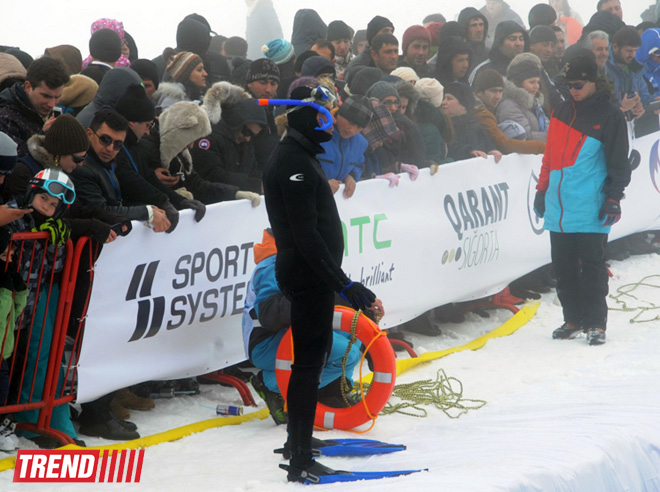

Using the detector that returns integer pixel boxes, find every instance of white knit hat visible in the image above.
[415,78,444,108]
[390,67,420,85]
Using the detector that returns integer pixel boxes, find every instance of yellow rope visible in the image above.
[609,274,660,323]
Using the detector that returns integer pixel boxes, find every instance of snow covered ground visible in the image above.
[2,252,660,491]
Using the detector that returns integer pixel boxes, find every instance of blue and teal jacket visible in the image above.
[537,87,630,234]
[634,28,660,95]
[606,48,653,106]
[318,129,367,182]
[242,230,289,358]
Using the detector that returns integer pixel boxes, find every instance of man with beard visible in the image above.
[458,8,489,66]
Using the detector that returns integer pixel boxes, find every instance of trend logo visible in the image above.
[650,140,660,193]
[527,171,544,235]
[126,261,165,342]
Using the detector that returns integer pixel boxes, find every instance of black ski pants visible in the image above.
[550,232,609,330]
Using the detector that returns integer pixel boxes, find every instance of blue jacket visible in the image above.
[318,130,367,182]
[635,28,660,95]
[606,49,653,106]
[537,89,630,234]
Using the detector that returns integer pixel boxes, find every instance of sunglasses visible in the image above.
[566,82,585,90]
[71,154,87,164]
[241,126,261,138]
[93,130,124,150]
[29,178,76,205]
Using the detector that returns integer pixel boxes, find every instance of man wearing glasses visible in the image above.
[71,109,171,233]
[534,55,630,346]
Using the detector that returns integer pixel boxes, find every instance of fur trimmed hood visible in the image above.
[202,81,251,125]
[502,79,544,111]
[158,101,212,169]
[26,135,57,169]
[152,82,187,111]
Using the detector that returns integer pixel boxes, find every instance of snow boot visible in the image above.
[586,328,606,345]
[251,371,287,425]
[552,322,584,340]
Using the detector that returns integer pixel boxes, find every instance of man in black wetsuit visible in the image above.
[262,86,380,483]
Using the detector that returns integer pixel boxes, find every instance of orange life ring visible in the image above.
[275,306,396,430]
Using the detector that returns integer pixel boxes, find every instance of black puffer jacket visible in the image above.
[0,83,44,156]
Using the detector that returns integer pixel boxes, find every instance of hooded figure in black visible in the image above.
[151,16,230,85]
[262,86,377,483]
[468,21,529,86]
[434,36,472,86]
[457,7,489,66]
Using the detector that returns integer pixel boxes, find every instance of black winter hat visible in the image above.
[528,4,557,28]
[44,115,89,157]
[176,19,211,55]
[444,82,476,111]
[338,95,373,128]
[130,59,159,90]
[564,54,598,82]
[89,29,122,63]
[367,16,394,45]
[507,54,542,86]
[348,66,383,96]
[301,56,335,78]
[115,84,156,122]
[582,11,625,39]
[222,99,267,131]
[246,58,280,83]
[530,25,557,45]
[327,21,353,42]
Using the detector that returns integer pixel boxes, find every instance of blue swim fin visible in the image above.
[274,437,406,458]
[280,462,426,484]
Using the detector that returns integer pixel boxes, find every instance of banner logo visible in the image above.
[527,172,544,235]
[441,183,509,270]
[127,261,165,342]
[126,244,254,342]
[14,449,144,483]
[650,140,660,193]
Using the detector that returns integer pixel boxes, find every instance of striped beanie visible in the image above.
[166,51,204,83]
[262,39,294,65]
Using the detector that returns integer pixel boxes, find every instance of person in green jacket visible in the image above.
[0,226,28,451]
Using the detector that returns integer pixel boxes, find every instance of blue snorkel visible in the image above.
[257,85,335,131]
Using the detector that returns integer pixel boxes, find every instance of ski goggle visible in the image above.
[29,178,76,205]
[257,86,335,131]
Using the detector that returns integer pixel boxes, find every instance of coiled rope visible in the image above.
[379,369,487,418]
[609,274,660,323]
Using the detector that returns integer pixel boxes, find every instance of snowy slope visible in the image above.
[2,253,660,491]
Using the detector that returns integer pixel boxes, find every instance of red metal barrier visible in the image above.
[0,232,78,445]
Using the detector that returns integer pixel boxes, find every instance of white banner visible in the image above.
[76,131,660,402]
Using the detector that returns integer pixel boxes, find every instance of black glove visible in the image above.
[533,191,545,219]
[34,218,71,246]
[599,198,621,226]
[180,199,206,222]
[162,203,179,233]
[339,281,376,311]
[120,219,132,236]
